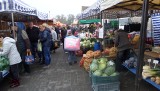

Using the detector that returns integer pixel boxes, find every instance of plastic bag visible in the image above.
[64,36,80,51]
[37,41,42,52]
[25,51,34,65]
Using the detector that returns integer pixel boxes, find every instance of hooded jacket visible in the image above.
[0,37,21,65]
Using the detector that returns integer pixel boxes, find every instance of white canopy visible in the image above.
[100,0,122,11]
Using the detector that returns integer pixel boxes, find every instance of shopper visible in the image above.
[10,23,31,74]
[50,26,57,53]
[66,30,77,65]
[114,29,132,72]
[26,22,40,60]
[39,25,51,68]
[61,26,67,49]
[0,34,21,88]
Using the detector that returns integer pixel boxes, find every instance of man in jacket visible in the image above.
[11,23,31,74]
[114,29,132,72]
[39,25,51,68]
[26,22,39,60]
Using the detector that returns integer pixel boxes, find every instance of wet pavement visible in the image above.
[0,47,159,91]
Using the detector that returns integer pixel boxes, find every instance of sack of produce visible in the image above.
[83,58,93,72]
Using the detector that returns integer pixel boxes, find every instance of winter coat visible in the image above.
[0,37,21,65]
[114,30,131,51]
[26,26,40,43]
[39,29,51,47]
[51,30,57,41]
[16,28,30,52]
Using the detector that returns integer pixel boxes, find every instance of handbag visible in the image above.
[54,40,60,49]
[37,41,42,52]
[25,51,34,65]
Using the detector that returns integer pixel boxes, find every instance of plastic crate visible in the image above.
[91,74,119,85]
[92,82,120,91]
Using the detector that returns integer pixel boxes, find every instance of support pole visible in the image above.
[11,12,15,39]
[135,0,149,91]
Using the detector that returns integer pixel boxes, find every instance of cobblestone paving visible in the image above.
[0,47,159,91]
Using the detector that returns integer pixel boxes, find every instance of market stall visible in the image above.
[99,0,160,91]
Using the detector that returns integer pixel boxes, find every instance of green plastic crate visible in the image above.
[92,82,120,91]
[91,73,119,85]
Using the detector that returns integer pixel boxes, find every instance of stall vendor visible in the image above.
[114,29,132,72]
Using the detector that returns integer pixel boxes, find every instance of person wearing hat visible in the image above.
[10,23,31,74]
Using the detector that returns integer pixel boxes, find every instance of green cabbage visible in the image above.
[93,70,102,76]
[104,66,115,76]
[90,63,98,72]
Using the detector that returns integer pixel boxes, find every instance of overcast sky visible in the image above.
[22,0,97,18]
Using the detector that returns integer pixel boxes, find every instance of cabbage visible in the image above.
[98,58,107,64]
[99,63,107,71]
[110,72,119,76]
[104,66,115,76]
[102,73,108,77]
[92,59,98,64]
[93,70,102,76]
[90,63,98,72]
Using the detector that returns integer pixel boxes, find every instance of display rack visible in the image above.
[123,64,160,90]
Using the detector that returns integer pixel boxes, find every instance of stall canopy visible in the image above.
[0,0,48,21]
[100,0,160,11]
[79,19,101,24]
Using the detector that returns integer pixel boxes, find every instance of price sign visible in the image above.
[148,59,151,63]
[83,54,86,57]
[153,60,159,68]
[153,60,159,64]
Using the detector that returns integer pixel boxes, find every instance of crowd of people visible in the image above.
[0,22,80,88]
[0,22,132,88]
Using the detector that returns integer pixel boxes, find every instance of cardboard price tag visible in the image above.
[148,59,151,63]
[83,54,86,57]
[153,60,159,64]
[153,60,159,68]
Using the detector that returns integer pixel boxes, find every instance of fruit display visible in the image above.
[0,56,9,71]
[102,47,117,58]
[109,47,117,57]
[151,76,160,85]
[75,50,83,57]
[90,57,118,77]
[124,57,137,68]
[131,34,140,44]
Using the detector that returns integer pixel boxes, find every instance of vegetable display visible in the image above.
[80,38,97,49]
[90,57,118,77]
[0,56,9,71]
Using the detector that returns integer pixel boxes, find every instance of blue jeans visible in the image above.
[68,51,76,63]
[43,46,51,65]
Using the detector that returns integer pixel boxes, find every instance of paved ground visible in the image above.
[0,47,159,91]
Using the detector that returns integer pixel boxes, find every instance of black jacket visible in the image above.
[26,26,40,43]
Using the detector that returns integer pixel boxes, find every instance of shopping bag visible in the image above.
[54,40,60,49]
[37,41,42,52]
[64,36,80,51]
[25,51,34,65]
